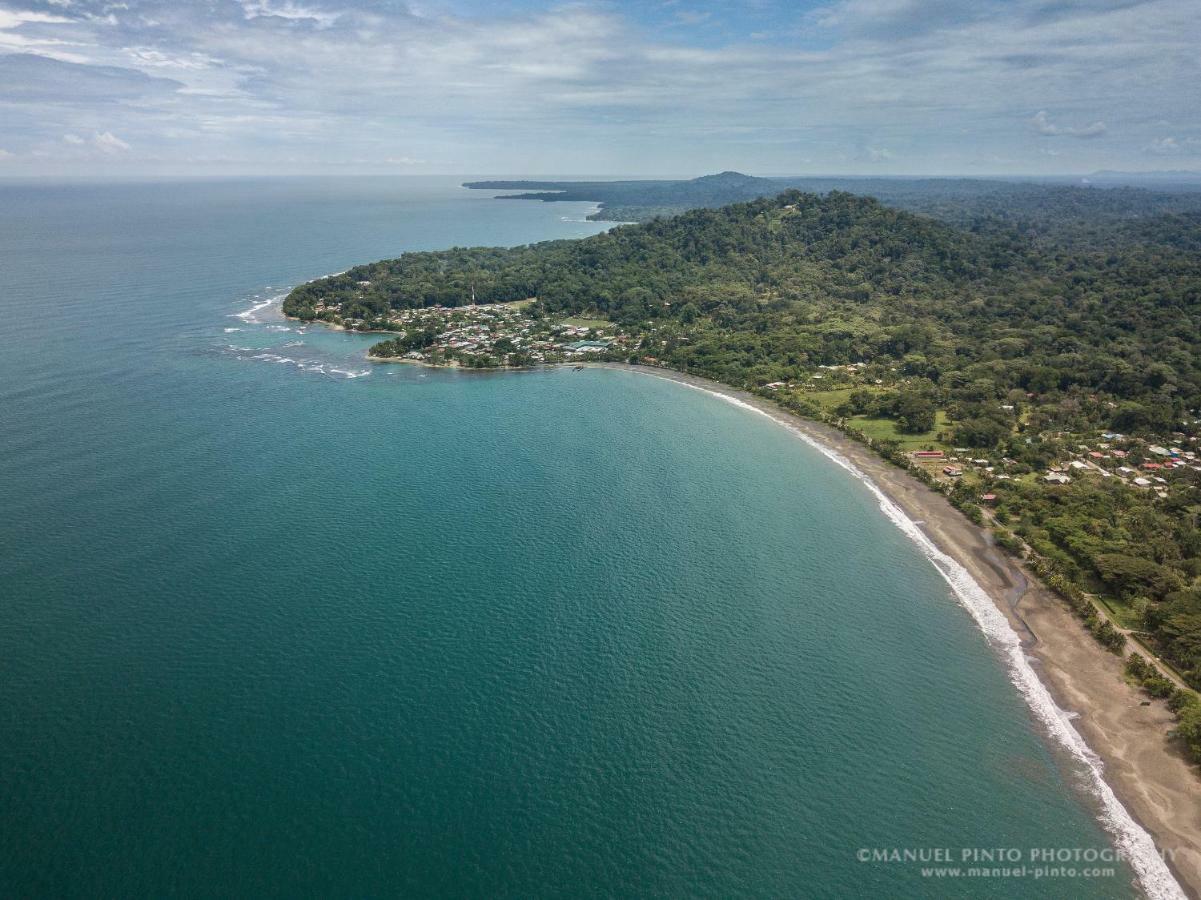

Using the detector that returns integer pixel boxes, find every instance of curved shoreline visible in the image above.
[585,362,1200,900]
[277,292,1200,895]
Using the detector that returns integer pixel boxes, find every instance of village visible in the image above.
[357,301,631,368]
[326,295,1201,505]
[747,361,1201,507]
[908,433,1201,501]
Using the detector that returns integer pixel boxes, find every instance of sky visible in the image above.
[0,0,1198,176]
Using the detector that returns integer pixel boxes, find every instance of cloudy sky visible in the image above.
[0,0,1198,176]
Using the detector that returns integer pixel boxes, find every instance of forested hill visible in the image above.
[285,189,1201,421]
[287,191,998,323]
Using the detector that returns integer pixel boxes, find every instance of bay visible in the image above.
[0,177,1135,897]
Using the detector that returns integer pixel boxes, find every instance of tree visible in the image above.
[1095,553,1178,598]
[895,392,937,434]
[955,417,1009,448]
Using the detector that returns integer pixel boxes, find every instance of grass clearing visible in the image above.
[803,387,857,411]
[849,411,950,449]
[1095,595,1142,631]
[562,316,611,329]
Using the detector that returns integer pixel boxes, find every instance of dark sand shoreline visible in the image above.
[588,362,1201,899]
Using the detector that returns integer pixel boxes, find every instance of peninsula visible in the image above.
[463,170,1201,223]
[295,298,630,369]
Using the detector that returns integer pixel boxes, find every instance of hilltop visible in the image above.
[287,190,988,323]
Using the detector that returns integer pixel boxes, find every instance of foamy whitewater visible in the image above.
[651,372,1186,900]
[225,294,371,378]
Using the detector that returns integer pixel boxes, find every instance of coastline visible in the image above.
[283,311,603,371]
[587,362,1201,899]
[281,292,1199,895]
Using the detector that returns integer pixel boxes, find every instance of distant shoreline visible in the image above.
[579,362,1200,900]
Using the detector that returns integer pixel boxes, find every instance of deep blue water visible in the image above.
[0,178,1137,896]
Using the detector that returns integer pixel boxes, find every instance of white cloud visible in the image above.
[0,148,13,160]
[0,10,73,29]
[59,130,130,155]
[0,6,93,63]
[92,131,131,154]
[56,131,132,156]
[1143,136,1201,156]
[239,1,342,28]
[1030,110,1107,139]
[1145,136,1181,155]
[2,0,1199,174]
[123,48,222,71]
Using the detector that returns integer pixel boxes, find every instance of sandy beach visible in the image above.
[595,363,1201,899]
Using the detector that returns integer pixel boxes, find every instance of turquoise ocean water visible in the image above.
[0,178,1148,896]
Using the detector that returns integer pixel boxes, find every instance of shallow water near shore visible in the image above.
[0,177,1153,896]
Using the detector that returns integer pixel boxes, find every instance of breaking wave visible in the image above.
[231,292,285,324]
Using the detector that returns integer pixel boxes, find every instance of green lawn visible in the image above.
[1095,595,1143,631]
[788,387,950,448]
[803,387,857,411]
[562,316,611,329]
[785,385,955,449]
[849,411,951,449]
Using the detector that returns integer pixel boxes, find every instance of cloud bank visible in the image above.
[0,0,1198,174]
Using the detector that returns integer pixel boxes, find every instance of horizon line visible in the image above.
[2,170,1200,183]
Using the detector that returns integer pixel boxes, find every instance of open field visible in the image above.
[800,388,950,449]
[850,411,950,449]
[803,387,856,410]
[562,316,610,329]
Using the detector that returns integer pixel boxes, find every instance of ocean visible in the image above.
[0,177,1151,897]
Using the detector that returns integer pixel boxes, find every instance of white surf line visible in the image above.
[642,371,1185,900]
[232,271,347,324]
[232,292,286,324]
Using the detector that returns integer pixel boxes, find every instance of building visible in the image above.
[564,340,611,353]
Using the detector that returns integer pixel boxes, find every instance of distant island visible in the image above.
[284,179,1201,772]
